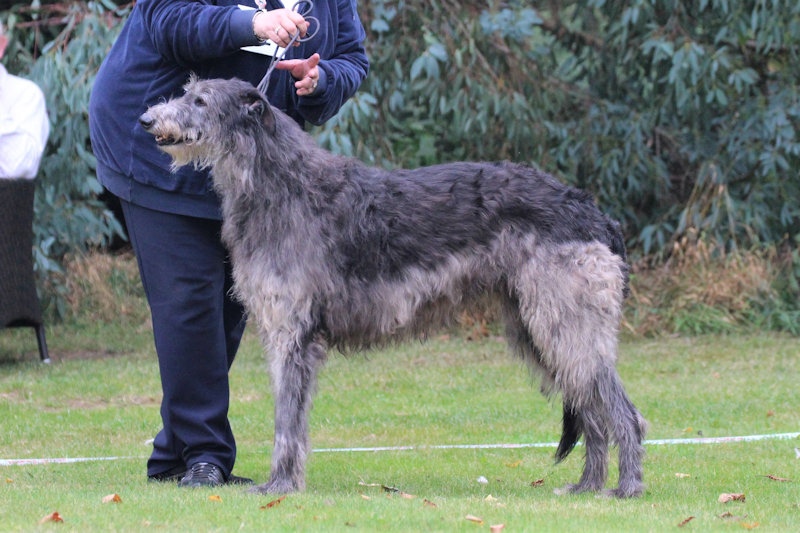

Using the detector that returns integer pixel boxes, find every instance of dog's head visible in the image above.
[139,75,277,170]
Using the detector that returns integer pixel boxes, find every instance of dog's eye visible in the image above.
[194,97,207,107]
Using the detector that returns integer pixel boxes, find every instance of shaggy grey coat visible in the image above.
[139,77,647,497]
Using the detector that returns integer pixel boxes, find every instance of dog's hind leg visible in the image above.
[553,402,610,494]
[512,241,645,497]
[555,368,645,497]
[597,367,647,498]
[501,295,610,493]
[249,328,326,494]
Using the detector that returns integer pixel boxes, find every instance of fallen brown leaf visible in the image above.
[423,499,437,508]
[530,479,544,487]
[504,460,522,468]
[719,493,746,503]
[360,493,371,500]
[399,492,416,499]
[39,511,63,524]
[766,410,774,417]
[718,512,748,520]
[677,516,695,527]
[5,478,12,483]
[208,495,222,502]
[102,493,122,504]
[260,495,286,509]
[741,522,760,529]
[465,515,484,525]
[490,524,506,532]
[762,474,792,482]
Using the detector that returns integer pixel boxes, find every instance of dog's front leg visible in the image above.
[249,331,326,494]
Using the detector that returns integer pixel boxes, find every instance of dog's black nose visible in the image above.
[139,113,154,130]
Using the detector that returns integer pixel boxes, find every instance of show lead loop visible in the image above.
[255,0,320,95]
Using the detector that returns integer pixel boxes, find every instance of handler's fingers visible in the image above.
[273,59,306,80]
[267,27,289,48]
[276,54,318,76]
[286,11,309,35]
[305,53,320,69]
[276,55,319,77]
[274,59,303,70]
[276,18,305,44]
[255,8,307,46]
[294,69,319,96]
[295,80,316,96]
[274,11,307,45]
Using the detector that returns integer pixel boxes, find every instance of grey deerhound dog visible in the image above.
[139,77,647,497]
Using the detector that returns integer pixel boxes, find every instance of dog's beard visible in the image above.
[159,143,215,172]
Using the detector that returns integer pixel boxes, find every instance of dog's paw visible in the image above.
[246,478,298,495]
[553,482,603,496]
[553,483,577,496]
[601,484,644,499]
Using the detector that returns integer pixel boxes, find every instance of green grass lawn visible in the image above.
[1,324,799,531]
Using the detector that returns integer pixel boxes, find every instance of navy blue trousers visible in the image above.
[120,200,247,478]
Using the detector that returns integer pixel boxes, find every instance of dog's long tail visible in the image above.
[606,217,630,298]
[607,219,627,262]
[554,403,581,463]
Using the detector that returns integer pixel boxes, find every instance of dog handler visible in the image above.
[88,0,368,487]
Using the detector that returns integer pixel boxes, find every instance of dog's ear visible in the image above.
[243,89,276,134]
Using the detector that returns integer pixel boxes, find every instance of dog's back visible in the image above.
[327,160,627,284]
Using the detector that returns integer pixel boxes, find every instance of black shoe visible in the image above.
[227,473,255,486]
[147,464,187,483]
[177,462,254,488]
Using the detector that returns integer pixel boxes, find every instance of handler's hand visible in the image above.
[275,53,321,96]
[253,8,308,48]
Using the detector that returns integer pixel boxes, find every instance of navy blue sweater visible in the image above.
[89,0,368,219]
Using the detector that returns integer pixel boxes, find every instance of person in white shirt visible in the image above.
[0,21,50,179]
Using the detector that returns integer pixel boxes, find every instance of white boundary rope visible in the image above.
[0,455,143,466]
[1,431,797,466]
[314,431,800,452]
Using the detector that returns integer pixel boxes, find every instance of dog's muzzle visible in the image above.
[138,112,200,146]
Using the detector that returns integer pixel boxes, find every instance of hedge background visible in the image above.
[2,0,799,323]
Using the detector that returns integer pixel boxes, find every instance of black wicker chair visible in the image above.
[0,179,50,363]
